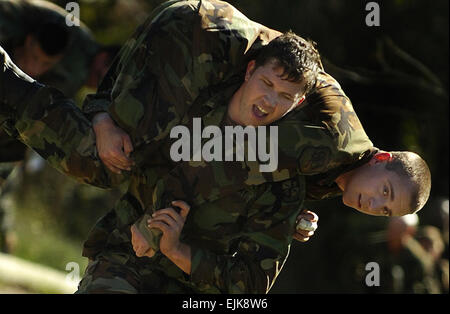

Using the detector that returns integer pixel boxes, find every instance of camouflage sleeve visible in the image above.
[81,0,184,119]
[0,45,126,188]
[295,71,374,173]
[188,176,304,293]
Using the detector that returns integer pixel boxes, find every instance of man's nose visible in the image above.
[263,94,277,108]
[368,197,386,213]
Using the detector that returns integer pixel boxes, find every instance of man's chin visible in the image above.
[247,118,269,127]
[342,195,356,210]
[341,194,350,207]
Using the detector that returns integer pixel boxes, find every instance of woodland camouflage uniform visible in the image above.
[0,0,373,293]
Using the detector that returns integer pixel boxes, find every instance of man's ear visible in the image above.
[296,95,306,108]
[245,60,256,81]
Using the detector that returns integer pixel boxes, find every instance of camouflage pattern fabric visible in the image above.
[0,0,373,293]
[0,45,125,189]
[77,174,304,294]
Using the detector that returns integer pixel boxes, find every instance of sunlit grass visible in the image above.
[12,207,89,274]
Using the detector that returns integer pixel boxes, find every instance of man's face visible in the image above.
[228,60,306,126]
[14,35,63,78]
[342,159,415,217]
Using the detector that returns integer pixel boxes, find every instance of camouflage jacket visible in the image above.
[0,0,99,97]
[0,0,373,294]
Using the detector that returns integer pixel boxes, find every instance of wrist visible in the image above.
[165,242,191,274]
[92,112,115,131]
[92,112,112,124]
[165,242,185,259]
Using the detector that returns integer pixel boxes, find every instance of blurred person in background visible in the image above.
[0,0,119,253]
[371,214,448,293]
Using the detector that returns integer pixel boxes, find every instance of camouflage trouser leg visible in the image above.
[76,252,196,294]
[76,257,141,294]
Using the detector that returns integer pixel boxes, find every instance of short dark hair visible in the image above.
[31,22,70,56]
[385,151,431,214]
[255,31,322,95]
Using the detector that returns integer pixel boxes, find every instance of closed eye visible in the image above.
[281,93,294,101]
[262,78,272,86]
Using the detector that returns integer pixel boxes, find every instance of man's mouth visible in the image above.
[252,104,269,118]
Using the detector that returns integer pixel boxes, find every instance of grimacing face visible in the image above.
[227,59,306,126]
[14,35,62,78]
[341,159,415,217]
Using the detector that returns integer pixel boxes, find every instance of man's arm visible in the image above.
[187,177,303,293]
[142,176,303,294]
[132,177,303,293]
[0,45,126,188]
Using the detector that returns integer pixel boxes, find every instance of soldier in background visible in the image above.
[415,226,449,293]
[0,0,119,96]
[368,215,448,293]
[0,0,119,253]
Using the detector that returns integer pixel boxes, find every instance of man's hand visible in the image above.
[294,209,319,242]
[130,223,155,258]
[92,112,134,174]
[147,200,191,258]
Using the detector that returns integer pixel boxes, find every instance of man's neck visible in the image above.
[223,111,238,126]
[225,84,243,126]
